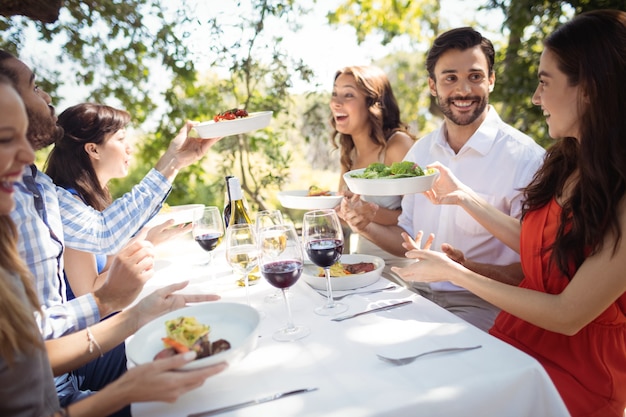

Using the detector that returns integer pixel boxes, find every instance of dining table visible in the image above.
[128,232,571,417]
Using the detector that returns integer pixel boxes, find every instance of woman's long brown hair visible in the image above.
[522,10,626,278]
[45,103,131,211]
[330,65,415,173]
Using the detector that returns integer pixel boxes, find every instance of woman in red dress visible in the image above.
[391,10,626,417]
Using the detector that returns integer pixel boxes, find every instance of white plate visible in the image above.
[145,204,205,228]
[302,254,385,291]
[126,302,260,371]
[193,111,273,138]
[277,190,343,210]
[343,168,439,196]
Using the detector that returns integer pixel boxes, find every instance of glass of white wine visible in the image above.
[225,223,259,307]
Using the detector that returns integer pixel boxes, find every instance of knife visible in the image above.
[187,387,318,417]
[331,300,413,322]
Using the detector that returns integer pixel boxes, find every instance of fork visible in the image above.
[376,345,482,366]
[313,284,396,301]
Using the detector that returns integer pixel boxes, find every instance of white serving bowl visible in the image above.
[302,254,385,291]
[277,190,343,210]
[343,168,439,196]
[193,111,273,138]
[126,302,261,371]
[145,204,205,228]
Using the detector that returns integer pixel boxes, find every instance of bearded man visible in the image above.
[338,28,546,332]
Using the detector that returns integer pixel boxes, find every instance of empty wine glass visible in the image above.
[302,209,348,316]
[192,206,224,274]
[259,223,309,341]
[225,223,259,307]
[255,210,284,233]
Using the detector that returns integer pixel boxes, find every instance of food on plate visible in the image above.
[317,261,377,277]
[350,161,432,179]
[213,108,249,122]
[308,185,331,197]
[153,316,231,361]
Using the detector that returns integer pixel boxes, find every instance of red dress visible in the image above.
[490,199,626,417]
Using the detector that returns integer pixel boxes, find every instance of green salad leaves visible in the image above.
[350,161,426,179]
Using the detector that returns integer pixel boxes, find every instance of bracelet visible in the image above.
[86,326,104,358]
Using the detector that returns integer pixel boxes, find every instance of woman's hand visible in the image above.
[131,281,221,329]
[391,247,464,283]
[424,161,473,206]
[337,194,378,232]
[112,352,227,404]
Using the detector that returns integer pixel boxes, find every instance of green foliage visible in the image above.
[327,0,626,148]
[2,0,316,211]
[328,0,441,45]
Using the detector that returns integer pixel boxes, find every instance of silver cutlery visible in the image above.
[376,345,483,366]
[313,284,396,300]
[187,387,318,417]
[331,300,412,322]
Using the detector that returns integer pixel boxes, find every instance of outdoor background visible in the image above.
[1,0,623,223]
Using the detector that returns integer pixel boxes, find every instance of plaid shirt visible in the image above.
[11,165,171,339]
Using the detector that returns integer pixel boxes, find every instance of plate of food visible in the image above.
[277,186,343,210]
[193,110,273,138]
[302,254,385,291]
[145,203,204,228]
[126,302,261,371]
[343,161,438,196]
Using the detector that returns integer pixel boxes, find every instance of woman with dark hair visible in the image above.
[392,10,626,416]
[45,103,188,298]
[331,65,416,262]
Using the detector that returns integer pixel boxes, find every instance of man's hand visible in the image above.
[93,233,155,317]
[155,121,223,181]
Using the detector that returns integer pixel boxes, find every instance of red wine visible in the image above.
[195,233,222,252]
[305,239,343,268]
[261,260,303,288]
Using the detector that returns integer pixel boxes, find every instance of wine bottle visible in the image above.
[227,176,252,225]
[223,175,234,228]
[226,177,260,285]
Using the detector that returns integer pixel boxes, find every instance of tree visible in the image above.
[0,0,62,23]
[1,0,317,211]
[327,0,626,147]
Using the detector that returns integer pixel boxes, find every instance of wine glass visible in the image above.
[192,206,224,273]
[225,223,259,307]
[255,210,288,303]
[259,223,309,341]
[302,209,348,316]
[255,209,284,233]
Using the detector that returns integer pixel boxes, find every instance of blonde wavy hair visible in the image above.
[0,215,43,365]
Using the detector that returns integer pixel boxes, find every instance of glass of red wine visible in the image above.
[192,206,224,274]
[302,209,348,316]
[259,223,309,341]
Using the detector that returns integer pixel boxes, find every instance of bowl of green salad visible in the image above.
[343,161,438,196]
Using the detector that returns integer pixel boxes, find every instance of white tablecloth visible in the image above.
[129,234,570,417]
